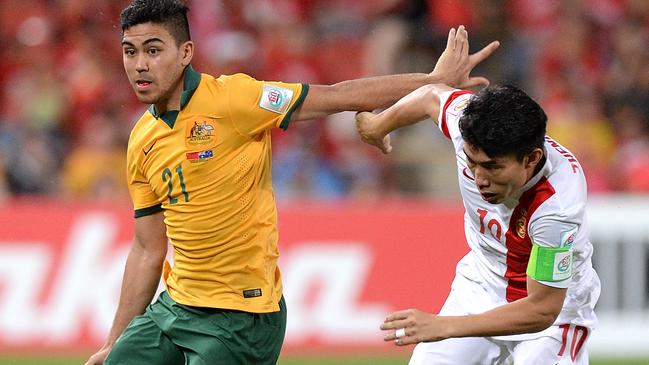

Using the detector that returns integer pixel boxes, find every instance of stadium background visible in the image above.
[0,0,648,364]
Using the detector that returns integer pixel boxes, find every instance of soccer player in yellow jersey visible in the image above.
[84,1,499,364]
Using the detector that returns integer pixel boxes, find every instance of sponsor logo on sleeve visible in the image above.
[260,84,294,114]
[560,225,578,247]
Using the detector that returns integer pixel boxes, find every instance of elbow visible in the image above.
[529,305,561,332]
[534,311,559,332]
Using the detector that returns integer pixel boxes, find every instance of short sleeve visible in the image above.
[224,74,308,137]
[126,144,162,218]
[437,89,473,140]
[528,217,580,288]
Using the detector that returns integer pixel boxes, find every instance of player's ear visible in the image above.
[525,148,544,169]
[180,41,194,67]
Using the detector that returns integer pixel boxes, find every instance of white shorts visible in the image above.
[408,323,592,365]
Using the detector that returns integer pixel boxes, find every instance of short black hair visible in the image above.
[459,85,547,161]
[120,0,191,46]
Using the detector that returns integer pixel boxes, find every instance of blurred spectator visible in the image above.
[60,112,129,201]
[1,0,648,202]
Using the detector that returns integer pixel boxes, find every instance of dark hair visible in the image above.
[120,0,191,46]
[459,85,547,161]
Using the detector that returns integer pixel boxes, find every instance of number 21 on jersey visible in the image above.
[162,165,189,204]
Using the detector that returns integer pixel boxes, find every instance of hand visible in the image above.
[355,111,392,154]
[84,346,112,365]
[380,308,445,346]
[430,25,500,89]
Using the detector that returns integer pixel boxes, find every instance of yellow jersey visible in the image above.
[126,65,308,313]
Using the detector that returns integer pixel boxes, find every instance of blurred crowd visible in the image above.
[1,0,648,204]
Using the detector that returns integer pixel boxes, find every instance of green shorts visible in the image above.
[105,291,286,365]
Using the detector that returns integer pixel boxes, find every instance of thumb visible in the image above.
[382,134,392,154]
[462,76,490,88]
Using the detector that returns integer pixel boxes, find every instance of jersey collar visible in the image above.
[148,64,201,128]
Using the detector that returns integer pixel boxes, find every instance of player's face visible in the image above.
[121,22,190,107]
[463,144,532,204]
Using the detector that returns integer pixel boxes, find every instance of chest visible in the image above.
[138,116,267,201]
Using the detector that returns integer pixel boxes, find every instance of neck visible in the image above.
[155,71,185,114]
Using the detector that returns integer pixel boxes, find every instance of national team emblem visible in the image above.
[186,120,216,147]
[260,84,293,114]
[516,209,527,238]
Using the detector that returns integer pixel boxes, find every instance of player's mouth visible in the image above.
[135,79,153,91]
[480,192,498,203]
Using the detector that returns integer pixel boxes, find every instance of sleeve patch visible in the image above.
[560,225,578,247]
[526,243,573,282]
[260,84,294,114]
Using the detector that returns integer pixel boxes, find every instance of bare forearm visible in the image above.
[103,244,164,347]
[329,73,441,112]
[296,73,438,121]
[442,298,558,339]
[372,84,446,136]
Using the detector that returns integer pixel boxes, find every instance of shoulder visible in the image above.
[213,73,256,86]
[128,111,156,149]
[529,174,586,229]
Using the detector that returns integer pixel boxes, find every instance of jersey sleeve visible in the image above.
[224,73,308,137]
[126,141,162,218]
[527,216,580,288]
[436,89,473,141]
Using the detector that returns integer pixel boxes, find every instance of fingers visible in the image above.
[457,25,468,57]
[462,76,490,88]
[469,40,500,66]
[383,309,410,324]
[355,111,391,154]
[446,27,456,50]
[381,135,392,154]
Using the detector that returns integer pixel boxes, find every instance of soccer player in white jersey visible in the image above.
[355,28,601,365]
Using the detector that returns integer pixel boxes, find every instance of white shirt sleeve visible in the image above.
[436,89,474,141]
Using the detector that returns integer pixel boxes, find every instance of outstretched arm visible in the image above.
[354,25,495,153]
[381,278,567,345]
[84,212,168,365]
[355,83,453,153]
[290,25,499,122]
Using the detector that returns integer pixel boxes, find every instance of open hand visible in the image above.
[381,308,445,346]
[431,25,500,89]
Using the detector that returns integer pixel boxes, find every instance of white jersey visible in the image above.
[436,89,601,340]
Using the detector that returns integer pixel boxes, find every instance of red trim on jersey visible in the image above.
[504,176,556,302]
[439,90,473,139]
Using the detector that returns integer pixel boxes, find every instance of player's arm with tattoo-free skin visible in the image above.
[352,26,569,345]
[353,25,495,154]
[290,25,499,122]
[84,212,168,365]
[381,278,567,345]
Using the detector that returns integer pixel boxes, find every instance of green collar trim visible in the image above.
[148,65,201,128]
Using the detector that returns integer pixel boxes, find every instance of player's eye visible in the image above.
[148,48,159,55]
[124,48,135,56]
